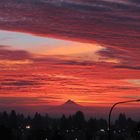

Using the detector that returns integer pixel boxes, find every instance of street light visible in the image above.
[108,99,140,140]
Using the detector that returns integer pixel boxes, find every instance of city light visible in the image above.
[25,125,31,129]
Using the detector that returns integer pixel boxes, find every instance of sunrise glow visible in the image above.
[0,0,140,117]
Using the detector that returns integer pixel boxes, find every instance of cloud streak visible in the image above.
[0,0,139,65]
[0,45,32,60]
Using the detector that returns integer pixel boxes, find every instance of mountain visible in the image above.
[50,100,109,118]
[61,100,81,108]
[47,100,84,116]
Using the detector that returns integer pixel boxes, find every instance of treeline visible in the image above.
[0,110,107,130]
[0,110,139,140]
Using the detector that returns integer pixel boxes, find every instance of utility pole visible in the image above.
[108,99,140,140]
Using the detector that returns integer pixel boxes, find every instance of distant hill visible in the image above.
[2,100,140,120]
[47,100,84,116]
[61,99,82,108]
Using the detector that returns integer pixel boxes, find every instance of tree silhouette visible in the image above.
[73,111,86,130]
[115,113,127,130]
[86,118,98,140]
[0,110,138,140]
[9,110,18,128]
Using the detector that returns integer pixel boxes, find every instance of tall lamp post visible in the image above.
[108,99,140,140]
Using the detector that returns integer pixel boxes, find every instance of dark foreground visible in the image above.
[0,110,139,140]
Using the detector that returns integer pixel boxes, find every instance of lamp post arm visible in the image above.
[108,99,140,140]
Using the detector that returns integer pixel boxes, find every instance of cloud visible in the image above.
[0,0,139,65]
[60,60,95,66]
[1,80,40,87]
[0,45,32,60]
[114,65,140,70]
[0,96,61,106]
[127,79,140,86]
[0,75,46,94]
[0,45,8,48]
[122,95,140,99]
[0,0,140,107]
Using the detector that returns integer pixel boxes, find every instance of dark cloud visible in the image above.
[121,95,140,99]
[0,97,40,103]
[0,96,60,106]
[0,45,32,60]
[0,77,45,93]
[61,60,95,66]
[0,45,8,48]
[1,80,39,86]
[98,48,126,60]
[0,0,139,65]
[114,65,140,70]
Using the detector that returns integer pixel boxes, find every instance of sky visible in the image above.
[0,0,140,113]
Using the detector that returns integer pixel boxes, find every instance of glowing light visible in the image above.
[100,129,105,132]
[26,125,31,129]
